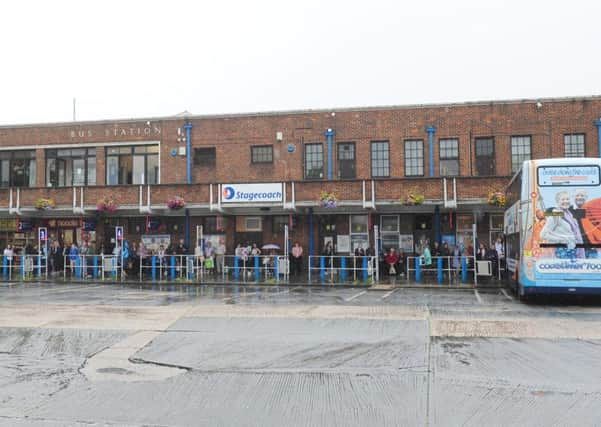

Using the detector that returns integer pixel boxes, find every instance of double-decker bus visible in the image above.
[505,158,601,300]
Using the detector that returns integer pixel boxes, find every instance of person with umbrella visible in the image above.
[261,244,280,278]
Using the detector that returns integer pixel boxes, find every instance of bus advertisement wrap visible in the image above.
[526,162,601,278]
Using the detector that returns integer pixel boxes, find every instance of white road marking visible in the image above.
[222,288,291,302]
[381,288,399,300]
[345,290,367,302]
[474,289,483,304]
[501,288,514,301]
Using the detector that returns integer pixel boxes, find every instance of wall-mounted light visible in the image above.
[536,102,542,109]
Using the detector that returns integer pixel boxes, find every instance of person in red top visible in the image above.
[291,242,303,276]
[385,247,399,275]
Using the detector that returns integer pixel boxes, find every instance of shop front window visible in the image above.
[106,145,159,185]
[381,215,400,251]
[0,150,36,187]
[46,148,96,187]
[350,215,369,252]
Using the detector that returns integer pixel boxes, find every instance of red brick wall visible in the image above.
[0,96,599,200]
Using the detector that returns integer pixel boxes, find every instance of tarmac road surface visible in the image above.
[1,282,601,426]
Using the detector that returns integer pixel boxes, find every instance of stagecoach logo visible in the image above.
[536,258,601,273]
[221,183,283,203]
[223,186,235,200]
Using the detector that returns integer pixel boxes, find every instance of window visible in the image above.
[0,150,36,187]
[564,134,585,157]
[475,137,495,176]
[350,215,369,252]
[371,141,389,177]
[511,136,531,173]
[404,140,424,177]
[251,145,273,163]
[106,145,159,185]
[245,217,262,231]
[203,217,218,234]
[194,147,216,167]
[46,148,96,187]
[337,142,356,179]
[381,215,400,251]
[305,143,323,179]
[272,215,289,232]
[439,138,459,176]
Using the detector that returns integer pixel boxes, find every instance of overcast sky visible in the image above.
[1,0,600,125]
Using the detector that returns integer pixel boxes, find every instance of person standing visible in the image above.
[3,243,14,268]
[385,247,399,276]
[79,241,89,278]
[215,238,226,274]
[204,241,215,273]
[50,241,62,275]
[291,242,303,276]
[68,243,79,277]
[176,238,189,274]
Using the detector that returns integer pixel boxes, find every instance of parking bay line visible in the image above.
[345,290,367,302]
[222,287,293,302]
[381,288,399,300]
[474,289,483,304]
[500,288,514,301]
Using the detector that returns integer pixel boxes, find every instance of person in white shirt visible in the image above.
[494,237,504,260]
[215,238,226,274]
[3,244,14,263]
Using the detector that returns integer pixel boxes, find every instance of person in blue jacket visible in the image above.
[68,243,79,277]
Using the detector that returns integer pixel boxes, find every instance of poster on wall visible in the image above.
[399,234,414,253]
[203,234,226,251]
[456,214,473,231]
[441,234,456,247]
[336,235,350,253]
[141,234,171,253]
[457,231,474,254]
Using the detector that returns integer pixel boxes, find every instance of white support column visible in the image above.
[362,181,366,208]
[371,180,375,206]
[283,182,286,209]
[291,181,295,207]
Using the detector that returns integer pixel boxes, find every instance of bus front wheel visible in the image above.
[517,282,530,303]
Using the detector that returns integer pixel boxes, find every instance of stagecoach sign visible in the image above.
[221,183,283,204]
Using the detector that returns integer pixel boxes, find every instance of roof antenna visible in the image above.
[73,98,76,121]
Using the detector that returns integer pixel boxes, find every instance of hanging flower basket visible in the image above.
[97,196,118,213]
[487,190,506,207]
[35,198,55,211]
[167,196,186,210]
[402,190,425,206]
[318,190,338,208]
